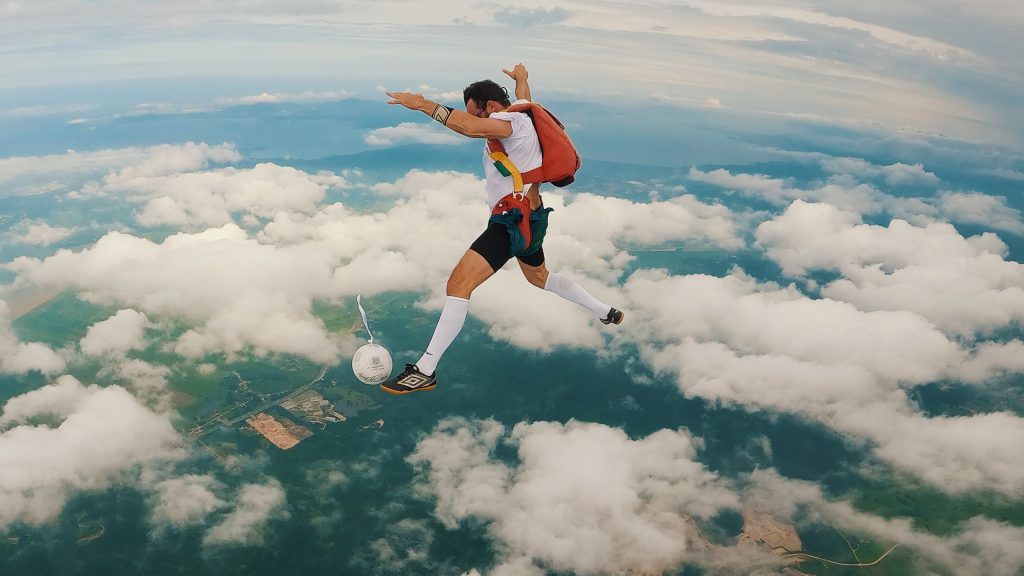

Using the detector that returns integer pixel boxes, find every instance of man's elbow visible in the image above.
[446,117,479,138]
[468,128,512,139]
[455,125,509,139]
[446,116,512,139]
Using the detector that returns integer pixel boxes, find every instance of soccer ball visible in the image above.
[351,343,393,385]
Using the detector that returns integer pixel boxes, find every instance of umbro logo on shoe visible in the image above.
[381,363,437,395]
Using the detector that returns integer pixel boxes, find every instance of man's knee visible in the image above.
[523,266,548,289]
[446,275,473,298]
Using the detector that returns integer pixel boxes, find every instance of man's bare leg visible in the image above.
[382,249,498,393]
[517,258,549,289]
[446,249,497,298]
[414,249,495,377]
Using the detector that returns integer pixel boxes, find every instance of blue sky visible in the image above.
[1,0,1022,148]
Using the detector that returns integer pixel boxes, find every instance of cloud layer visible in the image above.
[621,267,1024,495]
[756,200,1024,335]
[8,165,740,362]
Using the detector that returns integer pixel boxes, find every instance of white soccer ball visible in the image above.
[351,343,393,385]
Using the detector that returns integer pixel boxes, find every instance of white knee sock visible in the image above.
[544,272,611,318]
[416,296,470,376]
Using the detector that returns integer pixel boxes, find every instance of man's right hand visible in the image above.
[385,91,428,112]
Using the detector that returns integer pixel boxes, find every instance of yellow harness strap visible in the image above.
[489,150,525,197]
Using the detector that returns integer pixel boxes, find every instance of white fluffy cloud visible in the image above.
[938,191,1024,235]
[149,474,227,528]
[817,156,941,187]
[202,479,288,547]
[755,200,1024,335]
[80,308,152,356]
[120,163,346,228]
[102,358,173,409]
[104,142,242,181]
[45,156,336,229]
[690,161,1024,235]
[9,225,346,363]
[621,267,1024,495]
[214,90,351,106]
[0,143,240,195]
[551,192,742,273]
[11,221,76,246]
[0,375,182,526]
[365,122,464,146]
[410,418,738,575]
[688,165,914,217]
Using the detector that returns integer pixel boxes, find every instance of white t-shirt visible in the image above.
[482,99,542,210]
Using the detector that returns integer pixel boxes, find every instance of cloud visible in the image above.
[101,358,173,409]
[621,267,1024,495]
[493,7,572,27]
[555,192,743,251]
[0,142,241,197]
[817,156,941,187]
[953,340,1024,382]
[0,340,66,375]
[0,375,181,527]
[80,309,152,356]
[409,417,738,575]
[365,122,464,146]
[691,3,978,61]
[360,518,438,575]
[10,221,77,246]
[105,142,242,181]
[149,474,227,529]
[938,191,1024,235]
[688,161,1024,236]
[688,166,892,216]
[881,162,941,187]
[78,309,174,407]
[202,479,288,547]
[8,224,349,364]
[116,163,346,228]
[0,103,93,119]
[214,90,351,106]
[755,200,1024,334]
[413,85,463,103]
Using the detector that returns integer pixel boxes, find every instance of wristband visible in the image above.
[431,104,453,125]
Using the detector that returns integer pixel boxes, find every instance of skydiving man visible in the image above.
[381,63,623,394]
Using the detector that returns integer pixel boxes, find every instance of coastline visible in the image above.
[4,286,66,320]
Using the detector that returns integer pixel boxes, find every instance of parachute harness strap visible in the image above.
[489,150,525,199]
[489,103,525,199]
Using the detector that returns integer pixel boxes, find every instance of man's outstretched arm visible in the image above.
[502,63,531,102]
[385,91,512,139]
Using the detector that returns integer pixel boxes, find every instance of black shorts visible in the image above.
[470,221,546,272]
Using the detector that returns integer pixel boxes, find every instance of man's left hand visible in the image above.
[502,63,528,82]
